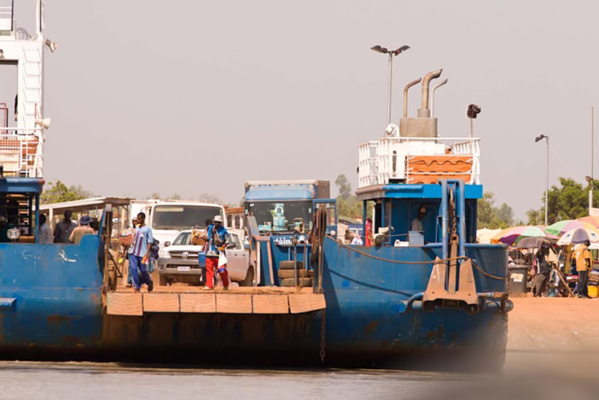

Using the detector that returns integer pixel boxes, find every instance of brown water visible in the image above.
[0,361,467,400]
[1,359,598,400]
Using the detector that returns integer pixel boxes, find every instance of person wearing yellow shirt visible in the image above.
[573,240,593,298]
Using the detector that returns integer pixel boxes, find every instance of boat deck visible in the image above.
[106,286,326,316]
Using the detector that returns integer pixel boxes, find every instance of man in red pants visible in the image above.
[203,215,230,290]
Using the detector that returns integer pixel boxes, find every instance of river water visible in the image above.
[0,359,597,400]
[0,361,471,400]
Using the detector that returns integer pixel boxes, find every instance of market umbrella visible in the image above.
[545,220,597,236]
[557,227,599,245]
[476,228,503,244]
[515,236,557,249]
[578,216,599,228]
[490,226,546,246]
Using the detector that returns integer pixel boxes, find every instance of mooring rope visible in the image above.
[327,236,508,280]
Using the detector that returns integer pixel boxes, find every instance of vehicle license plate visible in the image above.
[177,266,191,271]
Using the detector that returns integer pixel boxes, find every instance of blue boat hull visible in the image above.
[0,233,508,370]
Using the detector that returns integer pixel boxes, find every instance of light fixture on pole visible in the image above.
[535,134,549,225]
[466,104,481,138]
[370,44,410,125]
[44,39,58,53]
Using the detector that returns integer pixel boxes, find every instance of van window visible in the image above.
[152,205,222,230]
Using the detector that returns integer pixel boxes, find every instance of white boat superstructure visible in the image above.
[0,0,53,178]
[358,69,481,189]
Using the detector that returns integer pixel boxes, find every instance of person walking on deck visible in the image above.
[203,215,230,290]
[128,212,154,293]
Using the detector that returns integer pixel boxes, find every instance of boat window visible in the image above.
[152,205,222,231]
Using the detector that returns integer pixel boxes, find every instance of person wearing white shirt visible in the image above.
[39,214,53,244]
[411,206,426,232]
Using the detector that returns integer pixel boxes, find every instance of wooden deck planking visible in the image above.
[143,293,180,313]
[252,294,289,314]
[216,294,253,313]
[289,293,326,313]
[180,293,216,313]
[107,287,322,315]
[107,293,143,316]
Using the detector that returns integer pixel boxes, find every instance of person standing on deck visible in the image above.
[69,215,94,245]
[203,215,230,290]
[128,212,154,293]
[39,214,53,244]
[54,210,76,243]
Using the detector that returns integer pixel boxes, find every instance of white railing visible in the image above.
[358,136,481,188]
[0,129,43,177]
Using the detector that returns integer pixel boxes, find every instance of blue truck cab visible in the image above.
[244,180,337,240]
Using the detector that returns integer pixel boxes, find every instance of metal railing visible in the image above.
[358,136,481,188]
[0,129,43,177]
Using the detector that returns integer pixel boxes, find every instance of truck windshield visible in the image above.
[247,201,313,233]
[152,205,222,230]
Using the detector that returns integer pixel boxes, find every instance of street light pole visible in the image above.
[535,134,549,225]
[370,45,410,125]
[592,106,595,214]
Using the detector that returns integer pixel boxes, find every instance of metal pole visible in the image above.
[470,118,473,139]
[545,138,549,226]
[387,53,393,125]
[592,106,595,214]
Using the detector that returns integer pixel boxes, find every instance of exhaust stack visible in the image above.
[402,78,422,118]
[399,69,444,138]
[418,69,443,118]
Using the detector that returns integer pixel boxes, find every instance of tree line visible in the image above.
[44,175,593,228]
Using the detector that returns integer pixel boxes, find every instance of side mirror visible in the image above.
[164,241,171,247]
[226,243,236,249]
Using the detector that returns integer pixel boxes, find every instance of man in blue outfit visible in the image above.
[128,212,154,292]
[203,215,230,290]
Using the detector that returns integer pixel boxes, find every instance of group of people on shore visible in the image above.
[532,240,594,298]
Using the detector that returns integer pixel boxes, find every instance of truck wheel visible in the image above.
[240,266,254,287]
[159,275,169,286]
[279,261,304,270]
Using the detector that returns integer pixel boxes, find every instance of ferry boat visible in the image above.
[0,2,510,370]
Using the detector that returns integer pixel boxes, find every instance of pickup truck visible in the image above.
[157,228,254,286]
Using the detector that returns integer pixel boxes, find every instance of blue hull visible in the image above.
[0,235,508,369]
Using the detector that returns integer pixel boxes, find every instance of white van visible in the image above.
[133,201,226,246]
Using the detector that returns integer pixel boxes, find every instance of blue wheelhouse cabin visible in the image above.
[358,182,481,245]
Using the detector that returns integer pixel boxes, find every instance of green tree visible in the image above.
[40,180,93,204]
[477,192,514,229]
[335,174,362,219]
[527,177,597,225]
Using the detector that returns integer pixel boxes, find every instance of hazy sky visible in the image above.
[18,1,599,219]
